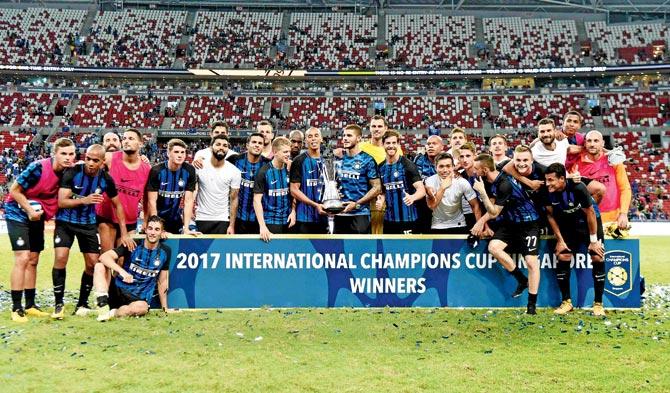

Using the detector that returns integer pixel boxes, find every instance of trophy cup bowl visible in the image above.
[320,159,345,214]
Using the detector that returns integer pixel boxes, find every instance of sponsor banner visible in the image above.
[165,236,640,309]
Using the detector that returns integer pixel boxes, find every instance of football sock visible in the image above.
[24,288,36,309]
[510,267,527,284]
[77,272,94,307]
[11,290,23,312]
[593,262,606,303]
[52,268,66,305]
[556,262,572,301]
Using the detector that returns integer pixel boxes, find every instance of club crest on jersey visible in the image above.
[178,179,185,188]
[95,187,102,194]
[353,162,361,170]
[154,259,161,267]
[393,171,399,178]
[604,249,633,297]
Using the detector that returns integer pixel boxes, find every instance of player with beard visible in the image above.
[570,130,631,230]
[102,132,120,153]
[195,135,241,234]
[489,134,509,166]
[257,120,275,159]
[289,130,304,160]
[192,121,236,170]
[290,127,328,234]
[377,130,425,234]
[472,154,541,315]
[544,163,607,316]
[5,138,76,322]
[228,133,270,234]
[147,139,197,235]
[334,124,381,234]
[52,144,133,318]
[414,135,444,233]
[254,137,296,241]
[96,129,151,253]
[425,153,480,234]
[94,216,171,322]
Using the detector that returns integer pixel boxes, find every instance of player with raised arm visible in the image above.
[472,154,541,315]
[254,137,296,241]
[146,139,197,235]
[5,138,75,322]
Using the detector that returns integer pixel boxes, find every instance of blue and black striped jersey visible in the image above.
[489,172,540,223]
[113,241,170,303]
[228,153,270,222]
[146,162,196,224]
[253,162,291,226]
[335,151,379,216]
[4,160,45,223]
[289,152,324,223]
[413,153,436,180]
[379,157,422,223]
[56,163,118,225]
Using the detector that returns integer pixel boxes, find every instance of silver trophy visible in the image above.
[320,158,345,214]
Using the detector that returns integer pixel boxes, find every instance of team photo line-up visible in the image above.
[5,109,631,322]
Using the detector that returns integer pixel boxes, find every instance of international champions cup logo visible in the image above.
[604,250,633,297]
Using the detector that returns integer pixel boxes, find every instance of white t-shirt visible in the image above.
[194,147,237,164]
[195,162,241,221]
[531,138,568,167]
[425,174,477,229]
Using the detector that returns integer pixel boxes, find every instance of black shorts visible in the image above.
[560,217,605,253]
[54,220,100,253]
[294,221,329,234]
[464,213,476,230]
[108,279,143,309]
[196,220,229,235]
[7,218,45,252]
[414,199,433,234]
[334,215,371,235]
[492,221,540,256]
[266,223,290,234]
[235,220,259,234]
[384,220,417,235]
[96,215,136,234]
[163,220,184,235]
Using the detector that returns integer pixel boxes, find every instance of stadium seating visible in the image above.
[0,7,86,66]
[288,13,377,69]
[0,92,55,127]
[602,92,662,128]
[494,95,594,129]
[386,96,478,130]
[0,130,33,152]
[78,9,188,68]
[483,17,580,68]
[284,97,371,130]
[70,94,164,128]
[586,21,668,64]
[189,11,282,68]
[171,96,266,129]
[386,15,477,69]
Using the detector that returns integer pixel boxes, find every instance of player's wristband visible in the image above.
[589,234,598,243]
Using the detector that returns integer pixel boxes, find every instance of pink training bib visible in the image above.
[96,151,150,224]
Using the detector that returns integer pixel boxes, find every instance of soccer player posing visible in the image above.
[52,144,134,319]
[472,154,541,315]
[254,137,296,241]
[334,124,381,234]
[377,130,425,234]
[544,163,606,316]
[147,139,197,235]
[6,138,75,322]
[94,216,171,321]
[195,135,241,234]
[228,133,270,234]
[290,127,328,234]
[426,153,480,234]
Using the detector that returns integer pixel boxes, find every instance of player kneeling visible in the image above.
[544,163,606,316]
[93,216,171,321]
